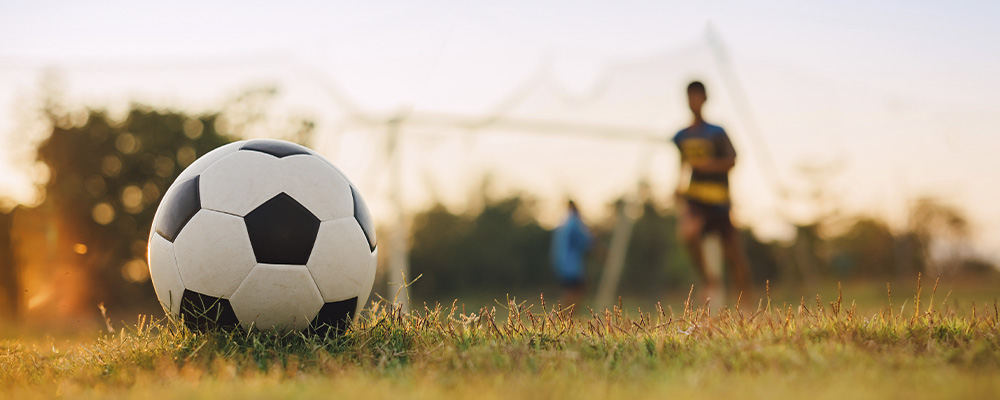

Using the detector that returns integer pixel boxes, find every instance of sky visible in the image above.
[1,0,999,254]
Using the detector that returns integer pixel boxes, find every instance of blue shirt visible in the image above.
[550,211,592,281]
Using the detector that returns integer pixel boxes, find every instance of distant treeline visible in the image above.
[404,192,996,302]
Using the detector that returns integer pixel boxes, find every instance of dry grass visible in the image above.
[2,276,999,399]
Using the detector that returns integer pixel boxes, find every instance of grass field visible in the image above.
[2,276,999,399]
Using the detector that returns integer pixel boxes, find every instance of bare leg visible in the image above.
[678,204,721,304]
[721,225,752,307]
[562,283,585,316]
[701,233,726,310]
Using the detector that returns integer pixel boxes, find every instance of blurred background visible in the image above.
[1,1,999,330]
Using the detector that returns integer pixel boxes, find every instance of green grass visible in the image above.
[2,277,1000,399]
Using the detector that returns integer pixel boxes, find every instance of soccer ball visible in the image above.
[147,139,377,333]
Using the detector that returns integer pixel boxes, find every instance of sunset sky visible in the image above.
[1,1,999,255]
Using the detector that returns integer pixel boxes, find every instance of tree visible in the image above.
[828,218,896,278]
[28,106,235,313]
[18,88,315,317]
[621,200,693,294]
[906,197,973,276]
[0,209,16,320]
[409,194,550,302]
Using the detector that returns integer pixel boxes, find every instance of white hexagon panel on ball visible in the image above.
[147,233,184,315]
[307,218,371,302]
[199,150,284,217]
[229,264,324,331]
[173,209,257,298]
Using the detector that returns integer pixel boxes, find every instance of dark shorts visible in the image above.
[559,276,584,289]
[684,199,733,235]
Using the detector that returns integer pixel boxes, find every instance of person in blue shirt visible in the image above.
[673,81,752,304]
[551,200,592,309]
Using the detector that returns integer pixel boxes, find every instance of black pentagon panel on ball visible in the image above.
[244,192,321,265]
[309,297,358,336]
[155,176,201,242]
[350,185,377,251]
[240,139,310,158]
[179,290,240,331]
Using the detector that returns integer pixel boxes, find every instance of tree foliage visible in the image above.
[409,196,551,301]
[406,193,993,303]
[31,105,235,310]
